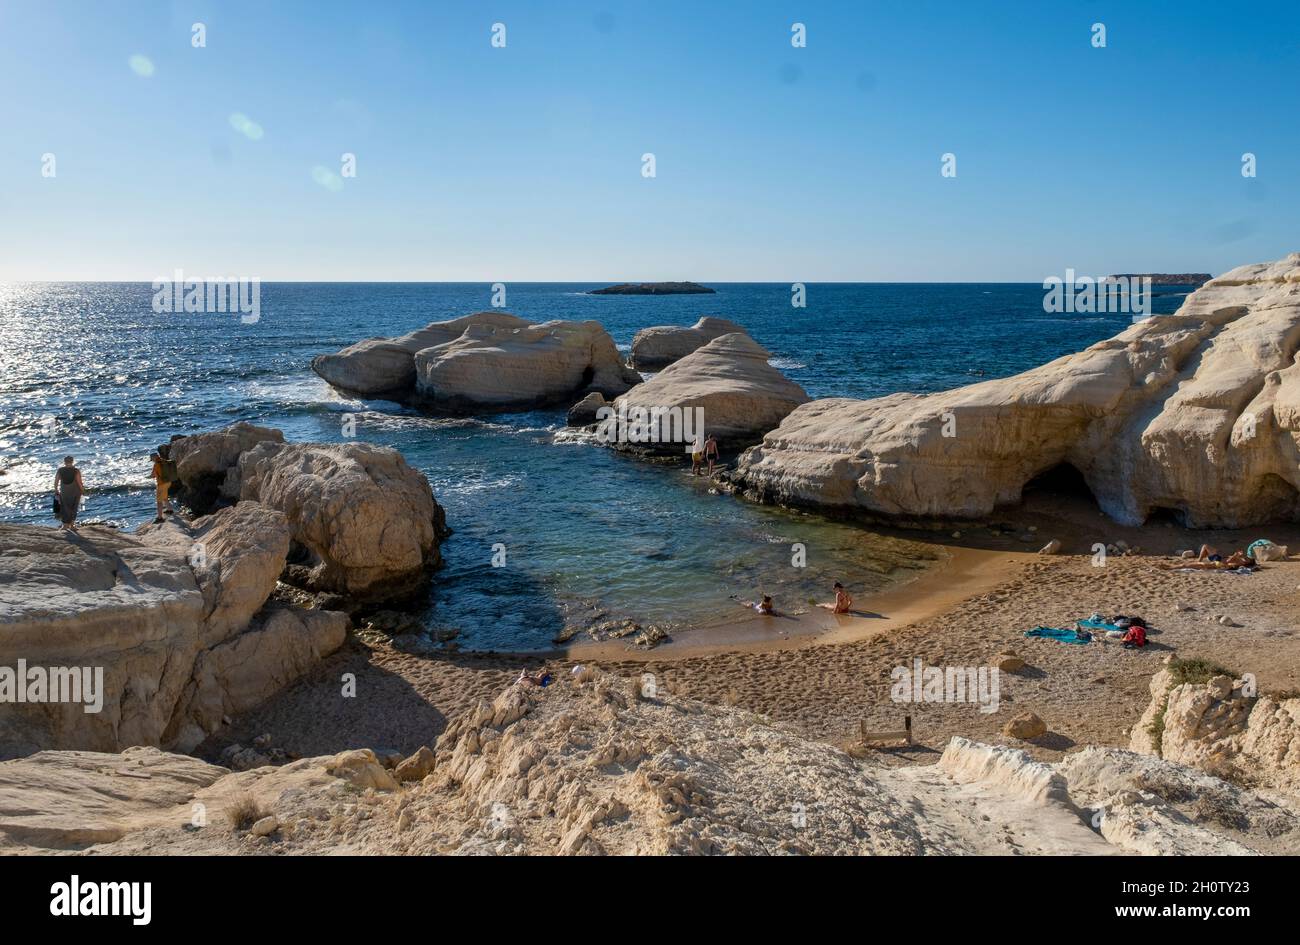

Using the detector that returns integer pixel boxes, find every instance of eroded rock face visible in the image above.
[169,422,285,513]
[608,333,810,452]
[0,518,346,758]
[630,316,748,370]
[413,319,641,411]
[733,253,1300,527]
[312,312,534,398]
[3,673,1286,855]
[1130,668,1300,797]
[234,441,445,600]
[312,312,641,411]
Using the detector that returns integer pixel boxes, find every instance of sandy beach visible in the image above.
[201,489,1300,768]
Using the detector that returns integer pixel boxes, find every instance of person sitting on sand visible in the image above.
[829,582,853,614]
[755,594,773,614]
[704,434,720,476]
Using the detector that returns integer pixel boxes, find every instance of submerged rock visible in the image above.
[732,253,1300,527]
[630,316,747,370]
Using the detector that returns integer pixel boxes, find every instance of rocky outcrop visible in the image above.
[167,424,447,603]
[732,253,1300,527]
[312,311,532,398]
[0,514,347,758]
[589,282,715,295]
[566,391,606,426]
[413,320,641,411]
[313,312,641,411]
[1131,667,1300,797]
[169,422,284,513]
[604,333,809,452]
[2,672,1284,855]
[234,441,444,600]
[630,316,748,369]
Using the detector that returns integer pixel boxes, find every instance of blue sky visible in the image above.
[1,0,1296,281]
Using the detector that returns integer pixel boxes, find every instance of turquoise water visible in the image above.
[0,282,1192,648]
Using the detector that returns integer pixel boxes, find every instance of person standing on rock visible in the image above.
[150,447,176,522]
[52,456,83,531]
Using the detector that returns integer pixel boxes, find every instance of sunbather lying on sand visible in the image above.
[516,669,553,687]
[731,594,774,615]
[1163,548,1255,570]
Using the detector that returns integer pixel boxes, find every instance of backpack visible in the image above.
[161,458,179,481]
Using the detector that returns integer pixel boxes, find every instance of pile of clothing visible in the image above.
[1079,613,1148,648]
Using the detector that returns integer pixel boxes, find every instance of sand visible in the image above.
[200,491,1300,771]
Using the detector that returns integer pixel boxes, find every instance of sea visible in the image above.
[0,282,1193,649]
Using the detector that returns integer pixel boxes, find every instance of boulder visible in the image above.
[995,653,1025,672]
[394,746,436,782]
[732,253,1300,527]
[311,311,533,397]
[326,749,399,791]
[630,316,748,370]
[1037,539,1062,555]
[169,422,284,513]
[604,333,809,452]
[1003,712,1047,740]
[233,441,445,600]
[413,319,641,411]
[567,392,607,427]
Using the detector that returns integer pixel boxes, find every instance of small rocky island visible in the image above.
[1106,273,1212,286]
[589,282,716,295]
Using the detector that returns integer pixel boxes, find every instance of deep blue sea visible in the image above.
[0,282,1192,649]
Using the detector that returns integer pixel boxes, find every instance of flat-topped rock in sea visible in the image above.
[732,252,1300,527]
[313,312,641,410]
[630,316,748,370]
[312,311,532,398]
[412,319,641,411]
[608,332,809,452]
[589,281,715,295]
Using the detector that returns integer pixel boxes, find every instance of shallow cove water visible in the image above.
[0,281,1192,649]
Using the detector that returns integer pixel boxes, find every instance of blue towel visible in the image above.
[1078,618,1121,633]
[1024,626,1092,644]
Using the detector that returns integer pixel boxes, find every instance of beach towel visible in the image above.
[1078,618,1122,633]
[1024,626,1091,645]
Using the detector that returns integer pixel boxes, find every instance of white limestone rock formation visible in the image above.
[630,316,748,370]
[733,253,1300,527]
[607,333,809,451]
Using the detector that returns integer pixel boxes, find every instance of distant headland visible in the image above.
[1106,273,1213,286]
[589,282,716,295]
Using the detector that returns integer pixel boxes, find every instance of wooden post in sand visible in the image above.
[859,715,913,748]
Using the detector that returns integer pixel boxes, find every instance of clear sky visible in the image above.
[1,0,1296,282]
